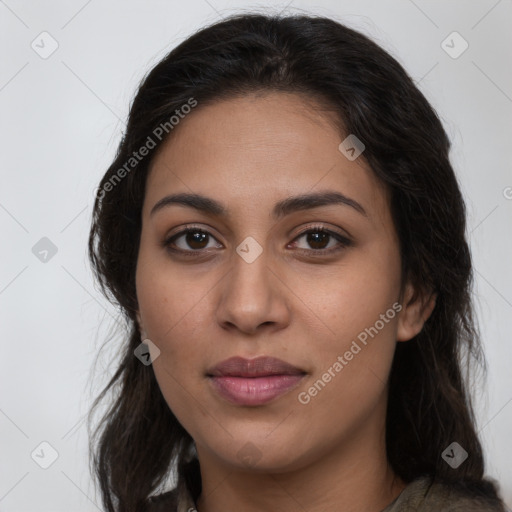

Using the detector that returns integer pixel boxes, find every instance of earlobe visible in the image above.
[136,311,147,340]
[396,283,437,342]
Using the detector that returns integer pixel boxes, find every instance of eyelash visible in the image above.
[163,224,352,258]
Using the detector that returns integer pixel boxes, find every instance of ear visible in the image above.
[136,311,147,340]
[396,281,437,342]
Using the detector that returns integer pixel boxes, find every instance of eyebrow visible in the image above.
[149,190,367,220]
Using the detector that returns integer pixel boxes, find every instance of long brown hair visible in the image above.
[87,13,506,512]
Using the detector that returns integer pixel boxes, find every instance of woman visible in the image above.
[87,13,508,512]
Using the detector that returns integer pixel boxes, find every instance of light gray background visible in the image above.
[1,1,511,510]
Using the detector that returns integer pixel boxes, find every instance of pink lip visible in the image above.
[207,356,306,406]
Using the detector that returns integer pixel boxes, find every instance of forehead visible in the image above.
[143,92,390,225]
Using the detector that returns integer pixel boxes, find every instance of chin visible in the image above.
[201,432,318,474]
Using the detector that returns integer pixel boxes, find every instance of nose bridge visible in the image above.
[216,236,288,333]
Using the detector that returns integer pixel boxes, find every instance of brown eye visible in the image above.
[163,224,351,259]
[290,226,352,255]
[164,228,222,253]
[304,231,330,250]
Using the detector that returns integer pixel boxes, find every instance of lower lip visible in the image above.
[208,374,305,406]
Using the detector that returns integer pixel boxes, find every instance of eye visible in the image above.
[163,224,352,257]
[163,226,222,255]
[288,225,352,256]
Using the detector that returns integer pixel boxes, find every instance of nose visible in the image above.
[215,246,291,336]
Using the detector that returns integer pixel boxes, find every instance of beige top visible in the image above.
[148,471,508,512]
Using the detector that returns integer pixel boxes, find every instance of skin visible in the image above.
[135,91,436,512]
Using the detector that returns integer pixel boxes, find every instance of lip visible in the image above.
[207,356,307,406]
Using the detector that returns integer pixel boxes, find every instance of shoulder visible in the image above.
[384,475,507,512]
[146,488,179,512]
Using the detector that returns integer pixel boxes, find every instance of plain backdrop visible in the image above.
[1,1,511,510]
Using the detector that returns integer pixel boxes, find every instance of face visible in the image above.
[135,91,428,474]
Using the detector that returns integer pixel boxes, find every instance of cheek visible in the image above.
[297,299,399,439]
[301,246,401,344]
[136,261,214,433]
[294,243,401,412]
[136,243,213,343]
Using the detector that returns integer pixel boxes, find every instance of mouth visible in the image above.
[206,356,307,406]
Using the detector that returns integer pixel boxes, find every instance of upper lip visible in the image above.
[207,356,306,377]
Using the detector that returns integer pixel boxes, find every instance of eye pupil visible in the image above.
[187,231,208,249]
[308,231,329,249]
